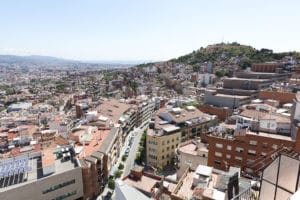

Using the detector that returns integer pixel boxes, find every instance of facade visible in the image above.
[135,99,155,127]
[203,130,296,176]
[80,127,122,199]
[147,127,181,168]
[252,62,283,73]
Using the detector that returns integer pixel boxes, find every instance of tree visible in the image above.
[118,163,124,170]
[114,170,122,178]
[108,179,115,190]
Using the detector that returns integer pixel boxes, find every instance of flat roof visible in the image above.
[162,125,180,133]
[246,130,293,141]
[123,174,159,194]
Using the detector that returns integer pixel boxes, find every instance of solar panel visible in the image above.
[0,155,32,180]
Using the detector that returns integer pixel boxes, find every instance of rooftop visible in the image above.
[75,129,110,159]
[158,107,212,124]
[0,146,78,192]
[96,99,131,124]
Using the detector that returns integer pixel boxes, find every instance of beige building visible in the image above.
[147,126,181,168]
[0,147,83,200]
[157,106,217,141]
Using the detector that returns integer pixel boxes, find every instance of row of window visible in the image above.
[148,147,156,153]
[149,154,157,160]
[215,151,269,160]
[162,138,179,145]
[43,179,76,194]
[215,142,279,151]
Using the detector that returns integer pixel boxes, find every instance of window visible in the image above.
[235,147,244,153]
[214,160,221,167]
[215,143,223,149]
[167,140,170,144]
[227,145,232,150]
[226,154,231,159]
[149,155,157,160]
[249,140,258,146]
[162,155,165,159]
[247,159,255,165]
[167,147,170,151]
[171,145,174,149]
[235,156,243,162]
[43,179,76,194]
[162,141,165,145]
[215,152,222,157]
[261,152,267,157]
[262,143,268,148]
[166,154,169,158]
[248,150,256,156]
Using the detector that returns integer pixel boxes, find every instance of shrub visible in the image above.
[114,170,122,179]
[118,163,124,170]
[122,155,127,162]
[108,179,115,190]
[138,146,144,152]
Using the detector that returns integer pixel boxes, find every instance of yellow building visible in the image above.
[146,126,181,168]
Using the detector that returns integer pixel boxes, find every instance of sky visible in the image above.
[0,0,300,62]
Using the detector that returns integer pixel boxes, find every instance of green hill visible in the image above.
[137,42,300,69]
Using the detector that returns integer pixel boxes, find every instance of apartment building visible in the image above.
[135,98,155,127]
[79,127,122,199]
[0,146,83,200]
[203,129,296,177]
[147,126,181,168]
[157,106,217,141]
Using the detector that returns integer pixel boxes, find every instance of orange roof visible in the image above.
[42,147,55,167]
[76,129,110,159]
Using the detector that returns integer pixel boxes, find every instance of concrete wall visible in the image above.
[0,167,83,200]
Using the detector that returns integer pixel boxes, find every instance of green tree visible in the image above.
[108,179,115,190]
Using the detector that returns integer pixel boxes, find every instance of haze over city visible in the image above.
[0,0,300,62]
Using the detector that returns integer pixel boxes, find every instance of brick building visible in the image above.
[259,91,296,106]
[252,62,283,73]
[202,129,300,177]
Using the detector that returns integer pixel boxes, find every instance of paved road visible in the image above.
[122,124,147,177]
[97,122,149,200]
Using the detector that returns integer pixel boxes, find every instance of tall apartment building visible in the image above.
[135,98,155,127]
[79,127,122,199]
[157,106,217,141]
[147,126,181,168]
[147,106,216,169]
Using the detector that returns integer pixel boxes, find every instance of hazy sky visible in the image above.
[0,0,299,61]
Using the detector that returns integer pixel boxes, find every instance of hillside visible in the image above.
[137,42,300,69]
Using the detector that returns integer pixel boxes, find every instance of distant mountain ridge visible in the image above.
[0,54,76,65]
[0,55,137,66]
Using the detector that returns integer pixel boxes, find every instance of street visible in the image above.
[122,125,145,177]
[97,121,149,200]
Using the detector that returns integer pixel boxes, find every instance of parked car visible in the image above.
[125,147,130,155]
